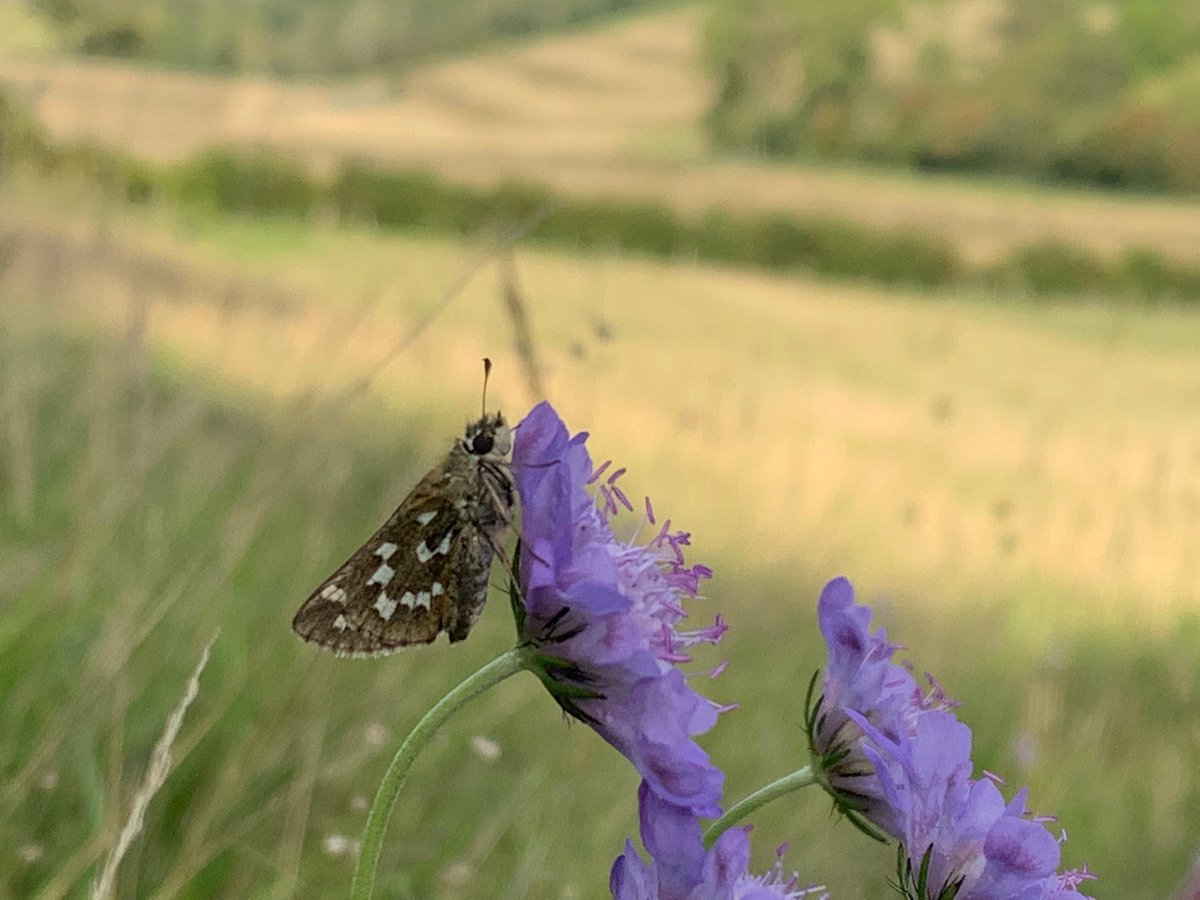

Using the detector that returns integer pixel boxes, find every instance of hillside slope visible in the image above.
[2,5,1199,264]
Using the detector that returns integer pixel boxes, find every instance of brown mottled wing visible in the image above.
[291,463,462,657]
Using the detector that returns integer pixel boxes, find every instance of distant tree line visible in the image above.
[24,0,657,75]
[705,0,1200,193]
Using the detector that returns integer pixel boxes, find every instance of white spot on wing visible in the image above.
[416,529,454,561]
[374,592,398,621]
[431,582,444,597]
[399,590,432,610]
[416,511,437,526]
[333,614,349,631]
[367,562,395,586]
[416,532,453,562]
[321,584,348,604]
[376,542,398,561]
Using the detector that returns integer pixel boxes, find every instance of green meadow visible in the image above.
[4,2,1200,895]
[2,174,1199,897]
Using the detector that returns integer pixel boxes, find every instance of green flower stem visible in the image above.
[351,647,527,900]
[702,766,817,850]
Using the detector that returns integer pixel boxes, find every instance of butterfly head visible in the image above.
[462,412,510,458]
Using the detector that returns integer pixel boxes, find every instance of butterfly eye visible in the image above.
[470,432,494,455]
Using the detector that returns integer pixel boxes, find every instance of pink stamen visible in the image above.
[661,599,687,617]
[588,459,612,484]
[1060,863,1097,888]
[658,624,675,651]
[644,496,656,524]
[651,519,672,547]
[611,484,634,512]
[883,672,909,691]
[606,466,627,485]
[710,615,728,639]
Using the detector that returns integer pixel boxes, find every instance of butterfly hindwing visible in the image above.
[445,526,500,642]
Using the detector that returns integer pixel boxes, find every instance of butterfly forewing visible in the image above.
[291,413,515,656]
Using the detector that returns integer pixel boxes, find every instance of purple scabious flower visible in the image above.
[857,710,1005,896]
[808,579,1095,899]
[513,401,726,818]
[610,781,827,900]
[854,710,1095,899]
[971,794,1097,900]
[805,577,952,838]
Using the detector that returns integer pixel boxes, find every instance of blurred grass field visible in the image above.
[2,176,1199,897]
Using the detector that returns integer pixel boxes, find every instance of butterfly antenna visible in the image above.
[482,357,493,416]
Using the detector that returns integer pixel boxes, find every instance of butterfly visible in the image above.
[292,367,516,656]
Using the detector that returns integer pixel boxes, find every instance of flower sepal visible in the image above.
[521,646,608,724]
[804,668,891,844]
[508,565,528,641]
[511,564,609,723]
[894,844,966,900]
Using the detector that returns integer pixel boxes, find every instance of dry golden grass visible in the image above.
[4,5,1200,267]
[0,7,706,169]
[8,186,1200,633]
